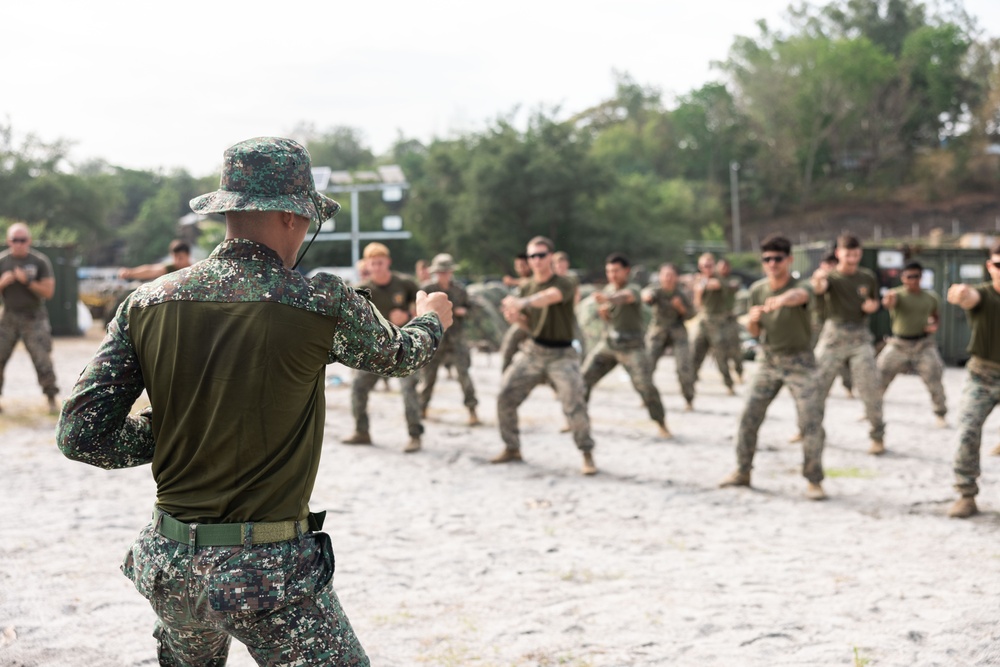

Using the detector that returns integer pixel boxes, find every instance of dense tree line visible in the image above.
[1,0,997,278]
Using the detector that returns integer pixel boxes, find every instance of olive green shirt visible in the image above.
[749,278,812,355]
[521,274,577,343]
[601,283,644,347]
[699,274,733,317]
[649,287,692,330]
[887,287,938,337]
[361,273,419,320]
[967,282,1000,364]
[57,240,444,524]
[822,267,879,324]
[0,247,53,313]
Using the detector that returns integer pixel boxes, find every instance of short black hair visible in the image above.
[903,261,923,273]
[515,252,528,260]
[658,262,678,273]
[760,234,791,256]
[169,240,190,254]
[605,252,630,268]
[822,252,838,264]
[837,233,861,250]
[991,240,1000,256]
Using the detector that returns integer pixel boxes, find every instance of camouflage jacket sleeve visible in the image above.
[56,298,155,470]
[328,285,444,377]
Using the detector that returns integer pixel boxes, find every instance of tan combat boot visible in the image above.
[684,401,694,412]
[404,437,421,453]
[868,440,885,456]
[719,470,751,488]
[467,407,481,426]
[48,396,59,415]
[805,482,827,501]
[935,415,948,428]
[656,421,673,440]
[990,443,1000,457]
[341,432,372,445]
[948,496,978,519]
[490,449,523,464]
[788,432,803,444]
[581,451,597,476]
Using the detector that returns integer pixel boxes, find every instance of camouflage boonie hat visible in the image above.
[190,137,340,223]
[430,253,455,273]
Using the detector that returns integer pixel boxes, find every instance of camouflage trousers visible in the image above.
[582,342,665,425]
[122,524,369,666]
[497,340,594,452]
[877,336,947,417]
[953,357,1000,497]
[814,321,885,441]
[811,322,852,391]
[692,314,735,389]
[351,370,422,437]
[499,324,531,372]
[735,350,826,482]
[420,339,478,411]
[646,324,695,404]
[0,308,58,397]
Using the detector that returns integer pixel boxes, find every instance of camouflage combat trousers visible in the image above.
[646,324,695,404]
[722,315,744,377]
[0,308,58,398]
[692,314,735,389]
[122,524,369,667]
[581,342,665,424]
[814,321,885,441]
[877,336,947,417]
[351,370,422,437]
[497,340,594,452]
[420,339,478,411]
[953,357,1000,497]
[735,350,826,482]
[499,324,531,372]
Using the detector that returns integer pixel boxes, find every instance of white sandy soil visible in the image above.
[1,324,999,666]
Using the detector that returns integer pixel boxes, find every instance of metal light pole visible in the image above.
[729,161,741,253]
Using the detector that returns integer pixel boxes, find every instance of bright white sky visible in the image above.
[4,0,999,176]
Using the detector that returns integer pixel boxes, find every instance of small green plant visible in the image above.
[853,646,871,666]
[826,467,876,479]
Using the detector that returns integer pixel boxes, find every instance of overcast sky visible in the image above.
[4,0,999,176]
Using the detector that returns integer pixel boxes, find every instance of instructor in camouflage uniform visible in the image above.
[643,263,696,411]
[0,222,59,414]
[582,253,671,439]
[878,260,947,427]
[342,242,427,452]
[811,233,886,455]
[494,236,597,475]
[720,235,826,500]
[944,241,1000,519]
[57,137,451,665]
[419,253,480,425]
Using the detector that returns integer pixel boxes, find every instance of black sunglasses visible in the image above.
[9,238,28,244]
[761,255,787,263]
[990,260,1000,269]
[527,252,550,260]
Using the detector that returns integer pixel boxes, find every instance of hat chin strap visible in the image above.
[291,220,324,271]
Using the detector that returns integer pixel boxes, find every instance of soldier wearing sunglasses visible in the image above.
[877,261,947,428]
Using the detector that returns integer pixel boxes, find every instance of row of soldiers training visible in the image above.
[339,232,1000,520]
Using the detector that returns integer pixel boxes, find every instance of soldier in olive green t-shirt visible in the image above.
[581,253,670,439]
[720,235,826,500]
[811,235,886,455]
[945,245,1000,518]
[877,261,947,424]
[692,253,736,393]
[495,237,596,476]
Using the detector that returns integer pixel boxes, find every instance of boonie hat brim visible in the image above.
[190,190,340,223]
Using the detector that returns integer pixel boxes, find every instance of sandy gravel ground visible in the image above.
[2,323,1000,667]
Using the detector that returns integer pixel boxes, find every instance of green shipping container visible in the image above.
[34,244,81,337]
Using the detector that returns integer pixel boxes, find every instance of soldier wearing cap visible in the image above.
[494,236,597,475]
[418,252,480,425]
[878,260,948,428]
[0,222,59,414]
[582,252,671,438]
[342,242,428,452]
[57,136,452,665]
